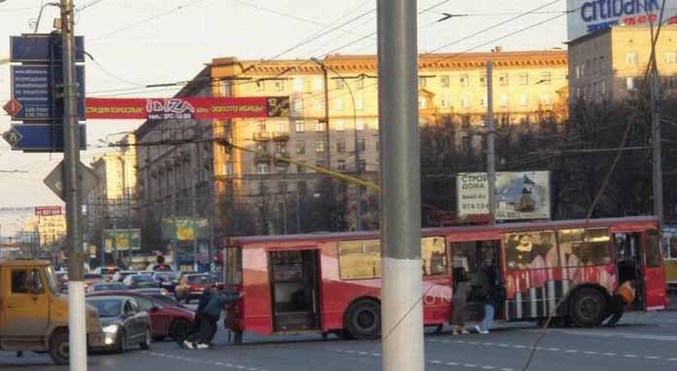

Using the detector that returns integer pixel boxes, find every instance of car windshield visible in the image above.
[155,272,175,281]
[187,275,214,284]
[84,273,102,280]
[88,299,122,317]
[134,275,155,282]
[94,283,126,291]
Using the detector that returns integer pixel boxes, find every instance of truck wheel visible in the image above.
[345,299,381,340]
[49,331,69,365]
[169,319,190,341]
[140,328,152,350]
[569,288,606,328]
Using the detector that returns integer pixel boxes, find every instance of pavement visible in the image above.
[4,311,677,371]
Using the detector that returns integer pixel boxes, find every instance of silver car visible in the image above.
[87,296,152,353]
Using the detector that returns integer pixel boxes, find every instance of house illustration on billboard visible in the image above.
[496,174,543,212]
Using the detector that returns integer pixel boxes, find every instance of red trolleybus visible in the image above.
[222,216,667,343]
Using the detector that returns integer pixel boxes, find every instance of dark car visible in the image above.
[153,271,179,293]
[88,291,195,341]
[123,274,158,289]
[174,273,218,303]
[87,296,152,352]
[87,282,129,293]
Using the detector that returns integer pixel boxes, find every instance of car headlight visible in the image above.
[103,324,120,334]
[160,288,169,296]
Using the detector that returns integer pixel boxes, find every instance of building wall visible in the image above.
[569,25,677,102]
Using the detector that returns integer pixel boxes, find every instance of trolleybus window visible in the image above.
[505,230,557,269]
[646,230,662,268]
[558,228,611,267]
[422,237,447,276]
[338,239,381,280]
[225,248,242,285]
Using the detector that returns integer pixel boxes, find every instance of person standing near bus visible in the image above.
[182,284,217,347]
[190,290,242,349]
[476,258,503,334]
[451,267,470,335]
[604,281,635,328]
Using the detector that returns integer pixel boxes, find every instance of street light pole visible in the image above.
[486,61,496,224]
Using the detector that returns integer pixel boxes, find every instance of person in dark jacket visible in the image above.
[475,257,503,334]
[182,284,217,347]
[190,290,242,349]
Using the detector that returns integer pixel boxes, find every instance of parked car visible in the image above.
[92,266,121,281]
[88,291,194,341]
[86,296,151,353]
[147,263,173,272]
[112,270,138,283]
[84,273,103,290]
[174,273,218,303]
[123,274,158,289]
[153,271,180,293]
[87,282,128,293]
[132,287,170,296]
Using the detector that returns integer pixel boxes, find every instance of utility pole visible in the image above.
[377,1,424,370]
[192,127,199,272]
[486,61,496,224]
[651,53,664,225]
[61,0,87,370]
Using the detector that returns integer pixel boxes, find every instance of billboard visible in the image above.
[567,0,677,41]
[35,206,62,216]
[103,229,141,252]
[161,218,209,241]
[457,171,551,221]
[86,96,290,120]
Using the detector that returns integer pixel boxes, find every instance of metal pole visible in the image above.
[192,133,199,272]
[651,62,664,224]
[61,0,87,370]
[321,66,331,168]
[486,61,496,224]
[377,1,424,370]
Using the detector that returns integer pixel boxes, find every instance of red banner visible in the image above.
[35,206,62,216]
[85,96,290,120]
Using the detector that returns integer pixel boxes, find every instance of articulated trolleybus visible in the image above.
[222,216,667,343]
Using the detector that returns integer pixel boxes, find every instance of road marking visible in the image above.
[513,345,526,349]
[645,356,660,360]
[430,360,443,364]
[371,352,381,356]
[483,342,494,346]
[481,367,496,370]
[565,350,578,353]
[142,350,267,371]
[446,362,460,366]
[464,364,478,368]
[546,347,560,351]
[668,358,677,361]
[602,352,617,356]
[623,354,639,358]
[500,368,514,371]
[584,351,598,355]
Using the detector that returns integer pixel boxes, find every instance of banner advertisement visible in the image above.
[567,0,677,41]
[34,205,62,216]
[161,218,209,241]
[103,229,141,252]
[86,96,290,120]
[457,171,551,221]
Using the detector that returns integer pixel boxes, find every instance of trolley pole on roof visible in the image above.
[61,0,88,370]
[377,1,424,370]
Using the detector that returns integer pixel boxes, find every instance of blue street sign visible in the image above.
[11,65,85,121]
[4,124,86,152]
[10,34,85,63]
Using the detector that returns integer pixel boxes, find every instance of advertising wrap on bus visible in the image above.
[456,171,551,221]
[567,0,677,41]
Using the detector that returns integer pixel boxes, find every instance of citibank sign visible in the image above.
[567,0,677,40]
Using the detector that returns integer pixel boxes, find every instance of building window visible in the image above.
[356,78,365,90]
[315,159,326,168]
[459,74,469,87]
[312,100,322,112]
[418,96,428,109]
[256,143,268,153]
[255,80,265,92]
[419,76,428,88]
[337,159,347,171]
[258,120,267,132]
[479,96,487,106]
[297,164,306,173]
[440,96,451,108]
[666,51,677,64]
[274,80,285,92]
[499,74,508,86]
[294,78,304,91]
[357,138,366,152]
[518,73,528,85]
[293,96,303,114]
[335,119,345,131]
[357,159,367,171]
[461,136,471,152]
[541,94,553,106]
[499,94,509,107]
[355,95,365,110]
[315,120,327,132]
[540,72,552,84]
[315,141,326,154]
[626,77,636,90]
[275,141,287,154]
[313,77,323,91]
[256,164,270,174]
[479,75,486,86]
[356,119,366,131]
[296,141,306,155]
[295,120,305,133]
[440,75,450,87]
[460,97,469,108]
[221,79,232,96]
[335,79,345,90]
[518,94,528,107]
[337,139,346,153]
[625,51,638,66]
[334,97,345,110]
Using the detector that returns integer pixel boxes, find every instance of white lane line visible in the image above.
[645,356,660,360]
[429,360,443,364]
[483,342,494,346]
[602,352,617,356]
[464,364,478,368]
[668,358,677,361]
[623,354,639,358]
[565,350,578,354]
[500,368,514,371]
[498,343,510,347]
[584,351,598,355]
[481,367,496,370]
[513,345,526,349]
[371,353,381,356]
[143,351,266,370]
[546,347,560,351]
[446,362,460,366]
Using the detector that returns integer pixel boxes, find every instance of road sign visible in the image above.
[3,99,22,117]
[11,65,85,121]
[2,124,86,152]
[44,161,98,201]
[35,206,63,216]
[10,34,85,63]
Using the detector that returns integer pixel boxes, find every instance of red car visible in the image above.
[87,291,194,341]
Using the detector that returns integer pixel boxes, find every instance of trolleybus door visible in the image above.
[268,249,321,332]
[643,230,667,311]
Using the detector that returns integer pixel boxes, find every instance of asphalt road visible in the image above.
[4,311,677,371]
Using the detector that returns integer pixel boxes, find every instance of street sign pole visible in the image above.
[61,1,87,370]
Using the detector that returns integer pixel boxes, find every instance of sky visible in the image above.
[0,0,569,209]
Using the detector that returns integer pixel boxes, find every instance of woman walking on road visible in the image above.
[451,267,470,335]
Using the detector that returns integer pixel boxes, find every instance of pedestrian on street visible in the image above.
[451,267,470,335]
[475,257,504,335]
[182,284,217,346]
[188,290,242,349]
[604,281,635,328]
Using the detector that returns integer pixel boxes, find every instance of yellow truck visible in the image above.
[0,260,104,364]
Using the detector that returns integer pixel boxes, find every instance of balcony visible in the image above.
[253,132,271,141]
[272,131,290,141]
[273,152,291,166]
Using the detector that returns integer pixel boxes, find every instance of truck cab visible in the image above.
[0,260,104,364]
